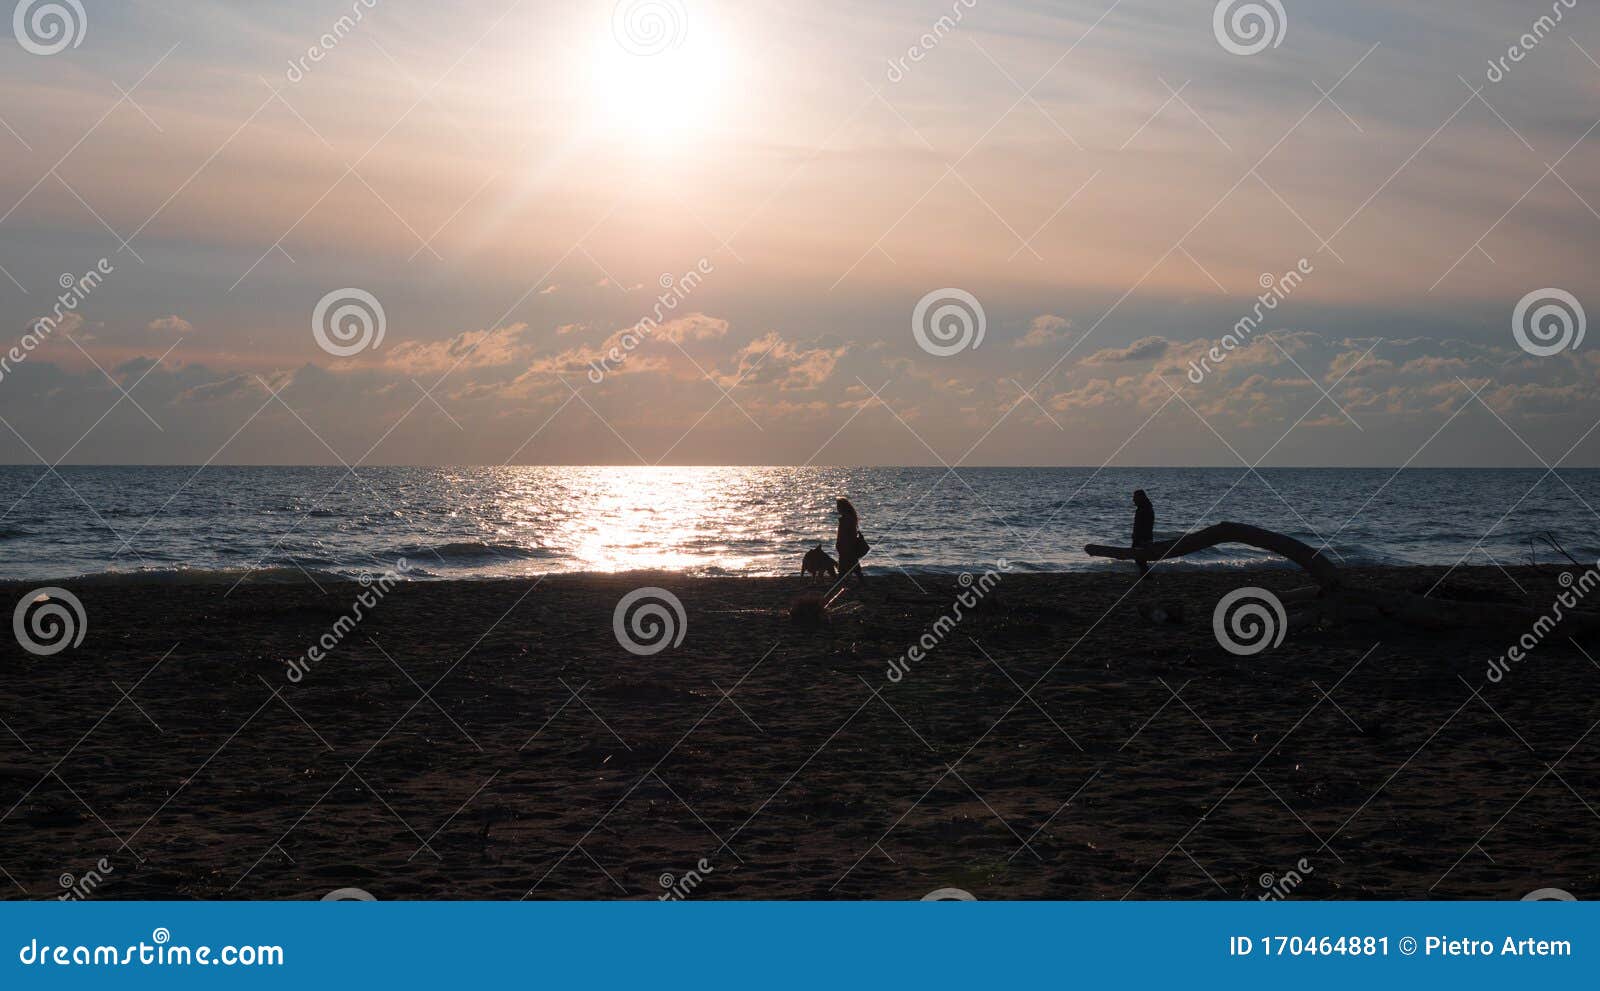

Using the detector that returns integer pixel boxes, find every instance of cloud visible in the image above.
[146,315,193,334]
[591,313,730,355]
[1,327,1594,467]
[1083,336,1170,364]
[1017,315,1071,349]
[176,372,261,404]
[26,311,85,337]
[380,323,535,375]
[723,332,849,391]
[1036,333,1600,431]
[652,314,731,344]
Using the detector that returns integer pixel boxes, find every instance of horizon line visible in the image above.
[0,464,1593,471]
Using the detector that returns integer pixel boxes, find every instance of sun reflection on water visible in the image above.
[534,467,777,574]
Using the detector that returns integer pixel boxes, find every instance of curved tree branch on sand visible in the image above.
[1085,522,1341,590]
[1085,521,1599,638]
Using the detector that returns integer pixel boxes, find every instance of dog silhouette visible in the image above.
[801,544,838,578]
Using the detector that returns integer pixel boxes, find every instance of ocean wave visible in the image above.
[390,541,556,563]
[65,566,356,586]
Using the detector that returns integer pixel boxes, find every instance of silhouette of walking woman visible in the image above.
[835,497,869,586]
[1131,489,1155,578]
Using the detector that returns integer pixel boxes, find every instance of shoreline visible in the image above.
[0,558,1503,587]
[2,566,1594,900]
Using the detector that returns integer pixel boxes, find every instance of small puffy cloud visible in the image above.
[1484,381,1591,417]
[724,332,848,391]
[597,313,728,351]
[177,372,261,404]
[381,322,534,374]
[1083,336,1169,364]
[583,314,732,374]
[653,314,731,344]
[539,284,559,295]
[26,311,84,336]
[1397,355,1470,377]
[1048,376,1131,412]
[146,315,193,334]
[1017,314,1072,348]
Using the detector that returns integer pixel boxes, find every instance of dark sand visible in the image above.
[1,566,1596,901]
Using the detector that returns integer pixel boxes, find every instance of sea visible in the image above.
[0,466,1596,583]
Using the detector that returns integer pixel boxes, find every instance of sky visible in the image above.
[0,0,1597,466]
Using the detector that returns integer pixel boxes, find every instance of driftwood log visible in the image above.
[1085,521,1599,638]
[1086,522,1340,591]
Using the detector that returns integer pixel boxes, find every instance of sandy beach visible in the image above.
[1,566,1595,901]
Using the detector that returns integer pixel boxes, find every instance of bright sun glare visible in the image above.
[590,19,731,145]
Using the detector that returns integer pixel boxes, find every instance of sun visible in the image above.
[589,15,732,146]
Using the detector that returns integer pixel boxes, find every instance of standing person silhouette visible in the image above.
[835,497,868,587]
[1132,489,1155,578]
